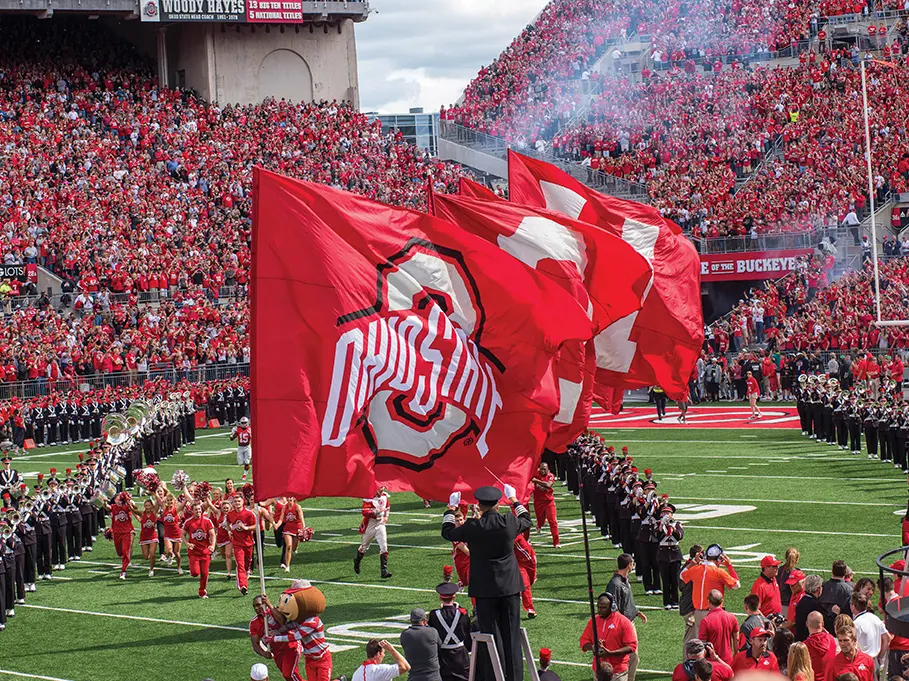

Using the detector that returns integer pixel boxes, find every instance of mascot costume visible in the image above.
[260,580,333,681]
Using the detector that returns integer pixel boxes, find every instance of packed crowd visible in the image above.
[0,17,465,384]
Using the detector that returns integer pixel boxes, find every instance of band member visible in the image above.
[139,499,159,577]
[657,502,684,610]
[0,458,20,504]
[227,495,257,595]
[429,583,471,681]
[514,532,537,619]
[276,498,304,573]
[451,510,470,589]
[354,488,392,579]
[531,463,559,548]
[47,479,68,570]
[229,416,252,482]
[183,501,216,599]
[107,492,137,580]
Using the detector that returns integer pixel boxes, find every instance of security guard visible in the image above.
[442,486,531,681]
[428,582,471,681]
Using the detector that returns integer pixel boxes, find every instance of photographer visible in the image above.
[681,545,740,635]
[672,639,733,681]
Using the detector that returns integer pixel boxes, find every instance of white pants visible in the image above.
[359,519,388,553]
[237,446,252,465]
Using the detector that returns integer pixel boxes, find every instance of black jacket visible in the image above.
[794,593,825,641]
[441,503,532,598]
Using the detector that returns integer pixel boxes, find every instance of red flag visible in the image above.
[251,168,597,501]
[430,193,652,449]
[458,177,501,201]
[507,150,703,400]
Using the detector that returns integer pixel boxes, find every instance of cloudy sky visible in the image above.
[356,0,547,114]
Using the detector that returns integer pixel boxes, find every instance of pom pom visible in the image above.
[240,483,255,504]
[103,528,114,541]
[135,469,161,494]
[193,481,212,501]
[298,527,313,542]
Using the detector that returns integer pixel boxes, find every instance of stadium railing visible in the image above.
[698,228,833,254]
[0,363,250,400]
[438,120,650,201]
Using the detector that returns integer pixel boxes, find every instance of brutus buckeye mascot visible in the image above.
[256,580,333,681]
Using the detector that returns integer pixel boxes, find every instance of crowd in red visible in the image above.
[709,254,909,356]
[0,17,465,382]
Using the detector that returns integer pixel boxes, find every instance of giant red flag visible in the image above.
[430,193,652,450]
[507,150,703,402]
[458,177,501,201]
[251,168,597,502]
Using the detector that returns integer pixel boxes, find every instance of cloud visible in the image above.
[355,0,547,114]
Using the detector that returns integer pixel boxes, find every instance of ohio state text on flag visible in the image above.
[431,193,653,449]
[250,168,597,501]
[507,151,703,402]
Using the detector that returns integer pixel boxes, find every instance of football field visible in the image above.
[1,417,906,681]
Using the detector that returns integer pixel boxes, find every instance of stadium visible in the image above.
[1,1,909,681]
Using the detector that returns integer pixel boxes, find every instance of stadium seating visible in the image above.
[0,17,465,383]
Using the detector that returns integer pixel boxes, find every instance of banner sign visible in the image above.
[139,0,304,22]
[700,249,814,281]
[0,264,38,284]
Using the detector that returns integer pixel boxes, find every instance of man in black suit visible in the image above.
[441,485,532,681]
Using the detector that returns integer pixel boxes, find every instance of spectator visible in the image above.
[681,545,740,634]
[821,560,854,624]
[788,642,815,681]
[731,628,778,673]
[738,595,769,652]
[824,626,874,681]
[352,640,411,681]
[250,663,269,681]
[804,611,837,681]
[773,628,795,674]
[795,574,826,641]
[606,553,646,681]
[672,639,733,681]
[750,555,783,617]
[697,590,739,664]
[538,648,561,681]
[849,593,889,673]
[399,608,442,681]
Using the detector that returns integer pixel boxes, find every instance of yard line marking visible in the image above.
[727,467,749,470]
[0,670,75,681]
[670,495,902,508]
[319,532,344,537]
[705,470,727,473]
[658,471,902,482]
[17,604,361,652]
[685,524,892,538]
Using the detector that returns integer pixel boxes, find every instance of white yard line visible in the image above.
[0,671,76,681]
[669,495,902,508]
[686,524,892,538]
[657,471,900,482]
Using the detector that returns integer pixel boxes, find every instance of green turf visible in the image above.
[1,426,906,681]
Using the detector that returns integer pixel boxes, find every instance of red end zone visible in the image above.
[589,405,800,429]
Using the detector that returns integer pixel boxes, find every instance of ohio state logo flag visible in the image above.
[250,169,597,501]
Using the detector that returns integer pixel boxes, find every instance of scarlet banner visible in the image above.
[699,249,814,281]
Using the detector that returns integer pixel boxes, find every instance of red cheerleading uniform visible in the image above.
[110,502,135,572]
[452,541,470,587]
[283,503,303,536]
[160,506,182,542]
[139,511,158,545]
[214,511,231,548]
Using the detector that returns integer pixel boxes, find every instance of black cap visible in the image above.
[0,456,10,463]
[474,486,502,504]
[436,582,460,598]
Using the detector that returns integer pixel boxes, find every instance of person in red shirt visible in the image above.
[731,628,779,673]
[580,592,637,677]
[746,371,762,419]
[697,590,739,664]
[530,462,559,548]
[514,533,537,619]
[750,555,782,617]
[157,493,184,576]
[138,499,159,578]
[250,594,305,681]
[804,611,836,681]
[672,639,734,681]
[227,494,258,595]
[450,509,470,588]
[183,501,216,599]
[825,626,875,681]
[107,492,137,579]
[275,497,305,573]
[213,499,234,580]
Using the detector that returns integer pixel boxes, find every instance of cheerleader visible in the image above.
[106,492,137,580]
[276,497,304,572]
[224,478,236,499]
[138,500,158,577]
[270,497,285,549]
[157,493,184,575]
[214,499,234,579]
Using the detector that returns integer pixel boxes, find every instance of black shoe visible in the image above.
[380,554,392,579]
[240,587,248,595]
[354,551,363,575]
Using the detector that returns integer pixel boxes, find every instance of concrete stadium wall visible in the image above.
[165,20,359,106]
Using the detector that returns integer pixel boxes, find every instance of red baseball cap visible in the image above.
[785,569,806,585]
[760,556,781,569]
[750,628,773,640]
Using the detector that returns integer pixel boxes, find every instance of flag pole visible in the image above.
[861,59,882,324]
[576,454,601,674]
[253,503,269,636]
